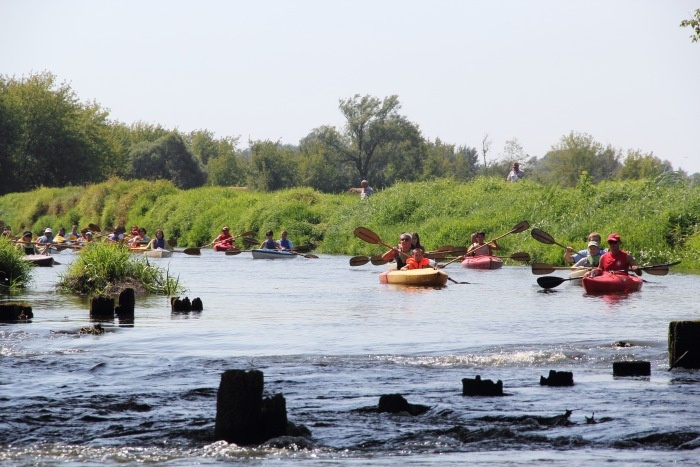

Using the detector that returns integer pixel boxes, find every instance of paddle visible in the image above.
[370,255,390,265]
[349,256,370,266]
[88,223,101,233]
[531,263,588,275]
[438,220,530,269]
[537,276,581,289]
[634,261,680,275]
[171,247,201,256]
[447,276,470,285]
[530,228,568,249]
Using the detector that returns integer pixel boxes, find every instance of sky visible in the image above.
[2,1,699,174]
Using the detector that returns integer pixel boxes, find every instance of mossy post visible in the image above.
[214,369,288,445]
[90,295,115,318]
[668,321,700,369]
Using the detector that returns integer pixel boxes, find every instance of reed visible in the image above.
[0,237,34,289]
[57,243,184,295]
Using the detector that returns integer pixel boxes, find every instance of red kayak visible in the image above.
[461,256,503,270]
[582,272,643,294]
[213,243,238,252]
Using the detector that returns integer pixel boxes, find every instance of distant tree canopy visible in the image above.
[0,72,694,196]
[680,9,700,43]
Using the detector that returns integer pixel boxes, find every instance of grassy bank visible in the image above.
[1,176,698,271]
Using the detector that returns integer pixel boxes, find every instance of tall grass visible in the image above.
[2,176,700,272]
[57,243,184,296]
[0,237,34,289]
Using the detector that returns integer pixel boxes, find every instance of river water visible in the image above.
[1,250,699,465]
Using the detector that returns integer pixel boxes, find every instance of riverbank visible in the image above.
[0,176,697,270]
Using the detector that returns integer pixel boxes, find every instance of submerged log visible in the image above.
[613,361,651,377]
[214,369,290,445]
[540,370,574,386]
[0,302,33,322]
[377,394,430,415]
[668,321,700,370]
[462,375,503,396]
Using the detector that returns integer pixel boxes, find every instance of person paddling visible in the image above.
[213,226,236,250]
[382,233,413,270]
[466,231,500,256]
[260,230,281,250]
[278,230,293,250]
[585,233,640,277]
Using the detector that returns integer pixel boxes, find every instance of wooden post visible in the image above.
[668,321,700,369]
[90,295,114,318]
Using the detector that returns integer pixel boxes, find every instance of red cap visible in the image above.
[607,233,621,242]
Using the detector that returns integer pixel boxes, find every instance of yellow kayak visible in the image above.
[379,268,448,286]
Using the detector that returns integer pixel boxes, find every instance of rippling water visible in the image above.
[1,250,699,465]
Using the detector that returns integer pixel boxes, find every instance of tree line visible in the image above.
[0,71,695,197]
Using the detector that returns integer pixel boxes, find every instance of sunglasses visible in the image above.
[608,240,619,244]
[401,238,411,241]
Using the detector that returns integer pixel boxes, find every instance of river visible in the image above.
[1,249,699,465]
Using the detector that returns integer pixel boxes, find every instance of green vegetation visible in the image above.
[57,243,183,296]
[2,72,697,199]
[2,176,700,273]
[0,237,34,290]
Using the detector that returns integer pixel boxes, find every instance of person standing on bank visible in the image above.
[506,162,524,182]
[360,180,374,199]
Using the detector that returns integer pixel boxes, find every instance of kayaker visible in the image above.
[67,225,80,241]
[278,230,293,250]
[381,233,412,269]
[586,233,640,277]
[16,231,38,255]
[564,231,606,264]
[410,232,424,251]
[401,248,431,270]
[107,226,126,242]
[138,227,151,245]
[466,231,500,256]
[147,229,171,250]
[213,226,236,249]
[573,241,601,268]
[1,226,11,238]
[260,230,281,250]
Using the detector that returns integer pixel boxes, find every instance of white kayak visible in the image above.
[144,249,173,259]
[251,249,297,259]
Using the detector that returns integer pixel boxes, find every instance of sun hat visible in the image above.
[588,241,599,247]
[607,233,621,242]
[23,231,32,237]
[45,228,52,233]
[222,226,230,231]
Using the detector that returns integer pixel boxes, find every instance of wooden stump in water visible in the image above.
[0,302,33,322]
[613,361,651,377]
[462,375,503,396]
[214,369,288,445]
[115,288,135,316]
[668,321,700,370]
[90,295,115,318]
[377,394,430,415]
[540,370,574,386]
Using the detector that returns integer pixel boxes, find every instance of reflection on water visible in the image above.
[1,250,699,464]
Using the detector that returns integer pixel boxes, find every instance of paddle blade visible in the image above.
[425,251,447,260]
[436,245,454,252]
[531,228,556,245]
[641,266,669,276]
[88,223,101,232]
[225,249,242,256]
[537,276,568,289]
[242,237,259,247]
[448,246,468,256]
[167,238,178,248]
[510,220,530,234]
[370,255,390,266]
[302,253,319,259]
[182,248,201,256]
[509,252,531,262]
[354,227,381,245]
[349,256,370,266]
[236,230,255,238]
[531,263,556,275]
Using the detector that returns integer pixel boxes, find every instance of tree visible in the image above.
[205,136,248,187]
[0,71,113,194]
[454,145,480,180]
[248,140,299,191]
[680,9,700,43]
[315,95,425,184]
[297,131,355,193]
[128,132,206,189]
[617,150,673,180]
[535,132,621,186]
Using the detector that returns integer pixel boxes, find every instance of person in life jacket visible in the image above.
[402,247,431,270]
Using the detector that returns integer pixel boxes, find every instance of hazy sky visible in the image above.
[2,1,699,174]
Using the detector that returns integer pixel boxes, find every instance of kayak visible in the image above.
[144,249,172,259]
[251,249,297,259]
[22,255,54,267]
[213,243,237,252]
[461,256,503,270]
[379,268,448,286]
[568,267,589,286]
[582,272,643,294]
